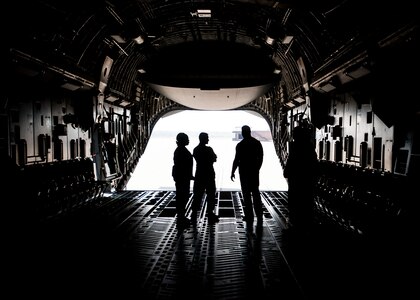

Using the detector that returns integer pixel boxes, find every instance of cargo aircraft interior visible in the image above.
[3,0,419,299]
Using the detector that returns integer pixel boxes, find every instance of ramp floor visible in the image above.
[5,191,413,299]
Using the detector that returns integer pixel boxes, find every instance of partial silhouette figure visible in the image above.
[231,125,264,225]
[172,132,194,228]
[1,151,20,192]
[1,151,22,223]
[192,132,219,224]
[103,133,118,176]
[283,123,320,232]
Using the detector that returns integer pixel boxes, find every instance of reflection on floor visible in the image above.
[6,191,414,299]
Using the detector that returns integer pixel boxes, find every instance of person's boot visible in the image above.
[207,212,219,223]
[191,209,198,225]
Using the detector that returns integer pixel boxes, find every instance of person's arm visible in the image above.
[189,152,195,180]
[172,150,178,181]
[211,147,217,162]
[231,151,239,181]
[257,141,263,170]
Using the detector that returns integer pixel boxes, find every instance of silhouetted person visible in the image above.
[192,132,219,224]
[1,151,22,223]
[231,125,264,224]
[104,133,117,175]
[172,132,194,228]
[283,124,319,232]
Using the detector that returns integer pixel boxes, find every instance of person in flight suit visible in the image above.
[231,125,264,225]
[172,132,194,228]
[283,123,320,232]
[192,132,219,224]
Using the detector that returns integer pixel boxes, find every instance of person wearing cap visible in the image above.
[172,132,194,228]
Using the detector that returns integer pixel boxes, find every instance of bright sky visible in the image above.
[126,110,288,191]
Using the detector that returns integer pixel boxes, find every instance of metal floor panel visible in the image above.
[95,190,306,299]
[6,190,413,299]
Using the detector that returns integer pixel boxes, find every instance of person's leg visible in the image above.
[300,188,315,230]
[252,189,263,221]
[287,185,304,230]
[248,174,263,221]
[175,182,185,216]
[176,180,190,226]
[240,173,255,221]
[241,187,254,221]
[192,180,205,222]
[192,180,205,212]
[205,179,217,215]
[242,188,254,233]
[206,179,219,223]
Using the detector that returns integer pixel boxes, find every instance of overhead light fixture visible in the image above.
[319,82,335,93]
[273,68,281,74]
[294,96,306,104]
[106,95,119,102]
[120,100,131,107]
[285,101,295,108]
[282,35,293,44]
[191,9,211,18]
[318,76,340,93]
[197,9,211,18]
[138,68,146,74]
[319,82,336,93]
[133,35,144,44]
[265,36,275,45]
[111,35,126,43]
[345,64,370,79]
[61,82,82,91]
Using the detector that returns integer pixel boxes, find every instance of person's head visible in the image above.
[176,132,189,146]
[293,126,310,142]
[198,132,209,144]
[241,125,251,138]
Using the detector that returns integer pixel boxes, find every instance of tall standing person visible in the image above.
[172,132,194,228]
[231,125,264,225]
[192,132,219,224]
[283,123,319,232]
